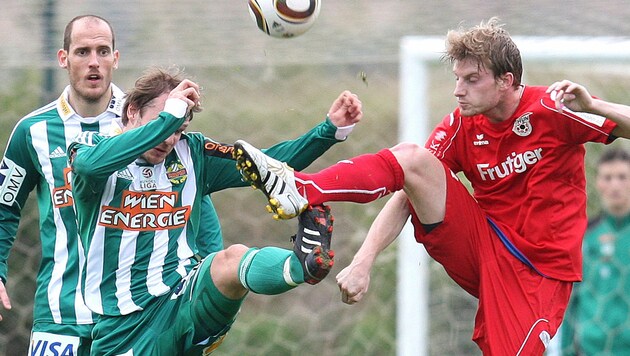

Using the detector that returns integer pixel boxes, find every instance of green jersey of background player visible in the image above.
[0,15,122,355]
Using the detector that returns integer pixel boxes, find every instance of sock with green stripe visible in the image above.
[238,247,305,294]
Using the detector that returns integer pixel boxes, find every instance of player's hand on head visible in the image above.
[0,280,12,321]
[336,263,370,305]
[328,90,363,127]
[169,79,202,113]
[546,79,593,113]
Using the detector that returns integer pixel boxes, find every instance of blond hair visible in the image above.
[443,17,522,87]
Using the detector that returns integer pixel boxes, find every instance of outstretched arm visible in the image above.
[336,191,410,304]
[547,80,630,139]
[0,281,10,321]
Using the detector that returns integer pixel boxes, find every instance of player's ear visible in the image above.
[113,50,120,69]
[58,49,68,68]
[126,104,140,126]
[497,72,514,90]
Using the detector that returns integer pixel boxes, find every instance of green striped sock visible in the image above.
[238,247,305,294]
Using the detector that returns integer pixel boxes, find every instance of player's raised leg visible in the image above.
[234,139,405,219]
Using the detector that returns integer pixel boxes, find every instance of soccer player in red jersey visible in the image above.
[233,17,630,355]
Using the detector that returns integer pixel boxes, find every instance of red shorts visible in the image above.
[409,164,572,355]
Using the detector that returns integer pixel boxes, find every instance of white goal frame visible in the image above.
[398,36,630,356]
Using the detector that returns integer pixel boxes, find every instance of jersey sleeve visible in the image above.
[193,118,346,193]
[0,121,40,282]
[540,95,617,144]
[424,111,464,173]
[69,111,187,188]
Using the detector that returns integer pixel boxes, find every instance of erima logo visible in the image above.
[0,157,26,206]
[477,148,543,181]
[473,134,489,146]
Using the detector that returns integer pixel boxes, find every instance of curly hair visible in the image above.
[442,17,522,87]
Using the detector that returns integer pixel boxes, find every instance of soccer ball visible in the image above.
[248,0,321,38]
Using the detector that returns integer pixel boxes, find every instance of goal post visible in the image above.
[398,35,630,356]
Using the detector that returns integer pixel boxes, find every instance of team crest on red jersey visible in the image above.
[513,113,533,137]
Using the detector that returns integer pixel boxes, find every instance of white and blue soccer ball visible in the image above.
[248,0,321,38]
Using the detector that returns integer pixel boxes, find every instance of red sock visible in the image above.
[295,148,404,205]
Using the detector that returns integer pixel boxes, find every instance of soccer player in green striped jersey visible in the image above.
[0,17,359,356]
[0,15,121,355]
[68,67,361,354]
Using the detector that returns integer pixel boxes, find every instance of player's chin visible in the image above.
[143,151,168,165]
[80,85,109,101]
[458,106,478,117]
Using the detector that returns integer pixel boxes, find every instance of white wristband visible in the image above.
[163,98,188,119]
[334,123,356,140]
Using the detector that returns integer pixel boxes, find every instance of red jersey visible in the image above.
[423,85,617,281]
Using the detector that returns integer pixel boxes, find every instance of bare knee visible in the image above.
[210,244,250,299]
[221,244,249,260]
[390,142,440,178]
[389,142,447,223]
[213,244,249,270]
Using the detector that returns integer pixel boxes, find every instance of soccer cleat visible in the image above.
[233,139,308,220]
[292,204,335,285]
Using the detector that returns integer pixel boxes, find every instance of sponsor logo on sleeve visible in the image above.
[427,130,448,155]
[204,139,234,159]
[0,157,26,206]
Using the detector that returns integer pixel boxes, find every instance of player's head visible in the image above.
[444,17,522,87]
[122,66,196,165]
[57,15,119,106]
[595,147,630,217]
[443,17,523,118]
[63,15,116,52]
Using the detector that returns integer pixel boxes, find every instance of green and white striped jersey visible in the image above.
[0,85,124,325]
[69,106,343,316]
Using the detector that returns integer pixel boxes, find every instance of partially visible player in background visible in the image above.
[67,67,359,354]
[232,18,630,355]
[0,15,122,355]
[560,147,630,355]
[0,14,360,356]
